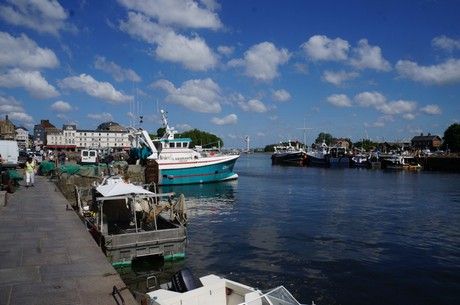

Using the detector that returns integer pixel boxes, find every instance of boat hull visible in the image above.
[305,155,330,167]
[271,151,307,166]
[147,155,239,185]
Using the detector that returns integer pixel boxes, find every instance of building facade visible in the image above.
[15,127,29,149]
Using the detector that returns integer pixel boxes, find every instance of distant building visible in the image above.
[411,134,442,151]
[97,121,126,132]
[15,126,29,149]
[0,115,16,141]
[46,124,131,151]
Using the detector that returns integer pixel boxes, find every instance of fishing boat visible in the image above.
[383,155,423,170]
[75,182,188,266]
[134,268,305,305]
[305,141,330,167]
[271,141,307,166]
[350,154,371,168]
[327,142,350,167]
[128,110,239,185]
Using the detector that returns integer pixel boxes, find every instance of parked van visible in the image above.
[80,149,98,165]
[0,140,19,170]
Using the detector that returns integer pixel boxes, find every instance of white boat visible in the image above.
[128,110,239,185]
[136,268,305,305]
[383,155,423,170]
[305,141,330,167]
[327,142,350,167]
[75,182,188,266]
[271,141,307,166]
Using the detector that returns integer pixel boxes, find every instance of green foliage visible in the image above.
[157,127,166,138]
[180,129,224,148]
[443,123,460,152]
[314,132,334,146]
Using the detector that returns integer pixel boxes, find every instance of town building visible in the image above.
[15,126,29,149]
[0,115,16,141]
[411,134,442,151]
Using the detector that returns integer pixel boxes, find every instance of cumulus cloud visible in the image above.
[271,89,291,102]
[87,112,114,121]
[0,68,59,99]
[217,45,234,56]
[354,91,417,118]
[301,35,349,61]
[210,113,237,125]
[326,94,352,107]
[117,0,223,30]
[119,12,218,71]
[322,70,359,85]
[0,32,59,70]
[431,35,460,53]
[0,0,76,36]
[51,100,73,112]
[349,39,392,71]
[396,58,460,85]
[59,74,132,104]
[228,42,290,82]
[0,95,34,126]
[152,78,222,113]
[238,99,268,113]
[420,104,442,115]
[354,91,386,108]
[94,56,141,83]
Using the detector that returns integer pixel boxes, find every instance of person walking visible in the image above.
[24,156,36,187]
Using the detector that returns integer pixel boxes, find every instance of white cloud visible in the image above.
[117,0,223,30]
[327,94,352,107]
[403,113,416,120]
[396,58,460,85]
[354,91,386,107]
[420,104,442,115]
[0,32,59,70]
[238,99,268,113]
[119,12,218,71]
[377,100,417,115]
[59,74,132,104]
[217,45,234,56]
[271,89,291,102]
[51,100,72,112]
[0,0,76,36]
[0,95,26,113]
[210,114,237,125]
[0,68,59,99]
[322,70,359,85]
[349,39,392,71]
[431,35,460,53]
[87,112,114,122]
[230,42,290,82]
[94,56,141,83]
[153,78,222,113]
[176,123,192,132]
[301,35,349,61]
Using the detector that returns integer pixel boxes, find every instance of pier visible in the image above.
[0,176,137,305]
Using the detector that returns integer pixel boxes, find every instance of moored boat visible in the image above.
[305,141,330,167]
[271,141,307,166]
[350,154,370,168]
[128,110,239,185]
[383,155,423,170]
[76,182,188,266]
[135,268,305,305]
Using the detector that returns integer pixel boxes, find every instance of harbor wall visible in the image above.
[416,156,460,171]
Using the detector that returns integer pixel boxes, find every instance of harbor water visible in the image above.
[120,153,460,305]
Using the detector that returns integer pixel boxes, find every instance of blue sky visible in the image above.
[0,0,459,149]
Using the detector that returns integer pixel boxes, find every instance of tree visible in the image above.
[180,129,224,148]
[314,132,334,146]
[443,123,460,152]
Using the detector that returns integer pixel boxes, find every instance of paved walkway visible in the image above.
[0,175,137,305]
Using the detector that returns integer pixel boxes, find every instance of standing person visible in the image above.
[59,151,66,165]
[24,156,36,187]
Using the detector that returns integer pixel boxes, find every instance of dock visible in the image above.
[0,175,137,305]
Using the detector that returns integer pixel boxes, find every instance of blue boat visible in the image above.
[129,110,239,185]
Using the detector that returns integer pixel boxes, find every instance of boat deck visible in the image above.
[0,175,137,305]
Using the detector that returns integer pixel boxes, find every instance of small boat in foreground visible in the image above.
[76,182,188,266]
[135,268,305,305]
[128,109,239,185]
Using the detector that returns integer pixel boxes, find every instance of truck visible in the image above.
[0,140,19,170]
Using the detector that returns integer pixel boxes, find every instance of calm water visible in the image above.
[120,153,460,305]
